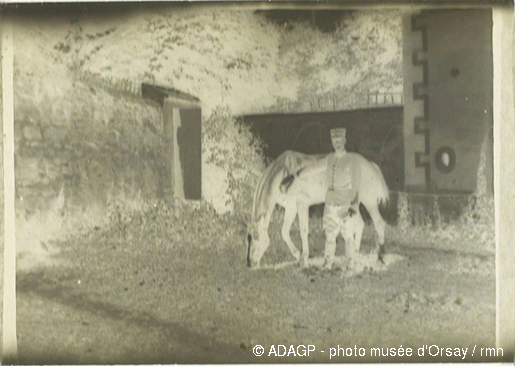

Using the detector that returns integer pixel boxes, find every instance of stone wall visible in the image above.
[14,62,166,220]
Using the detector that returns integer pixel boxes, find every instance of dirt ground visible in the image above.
[15,204,499,364]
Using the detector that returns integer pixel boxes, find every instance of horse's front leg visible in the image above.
[281,202,301,261]
[297,202,310,267]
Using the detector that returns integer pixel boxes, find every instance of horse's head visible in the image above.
[246,220,270,268]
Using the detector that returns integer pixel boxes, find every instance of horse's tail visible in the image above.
[370,161,390,207]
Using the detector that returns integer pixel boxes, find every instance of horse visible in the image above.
[246,150,389,268]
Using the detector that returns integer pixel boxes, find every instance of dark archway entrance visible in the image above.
[243,106,404,193]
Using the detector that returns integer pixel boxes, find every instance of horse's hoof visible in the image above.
[322,258,334,270]
[292,251,301,261]
[348,262,365,274]
[378,254,385,264]
[378,246,386,264]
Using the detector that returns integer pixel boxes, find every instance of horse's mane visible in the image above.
[252,152,288,222]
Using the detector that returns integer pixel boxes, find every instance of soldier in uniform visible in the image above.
[286,128,361,269]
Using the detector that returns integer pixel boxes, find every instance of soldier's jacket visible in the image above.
[325,152,361,206]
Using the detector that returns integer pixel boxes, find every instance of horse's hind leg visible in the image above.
[366,203,386,261]
[297,202,310,267]
[281,203,301,261]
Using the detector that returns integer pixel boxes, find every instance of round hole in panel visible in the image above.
[435,146,456,174]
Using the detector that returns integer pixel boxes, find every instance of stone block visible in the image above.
[14,121,25,143]
[23,124,42,141]
[16,156,40,187]
[45,125,70,143]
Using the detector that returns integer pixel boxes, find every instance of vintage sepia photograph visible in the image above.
[1,1,513,364]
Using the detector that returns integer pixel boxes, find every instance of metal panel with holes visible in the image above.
[403,9,493,193]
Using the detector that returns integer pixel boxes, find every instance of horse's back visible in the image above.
[283,150,326,173]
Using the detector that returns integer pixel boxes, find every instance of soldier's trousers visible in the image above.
[323,203,360,261]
